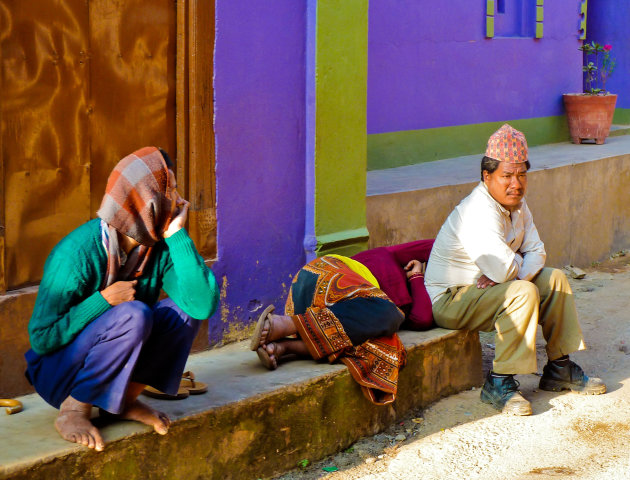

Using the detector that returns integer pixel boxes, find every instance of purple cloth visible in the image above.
[385,239,434,265]
[25,298,200,414]
[352,239,435,330]
[351,247,412,306]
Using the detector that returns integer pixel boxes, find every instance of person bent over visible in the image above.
[424,124,605,416]
[250,255,407,405]
[25,147,219,450]
[248,241,437,405]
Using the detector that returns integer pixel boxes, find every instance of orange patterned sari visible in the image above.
[286,256,406,405]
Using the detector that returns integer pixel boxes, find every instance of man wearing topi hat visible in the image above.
[424,124,605,416]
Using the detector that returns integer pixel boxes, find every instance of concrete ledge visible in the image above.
[367,136,630,267]
[0,328,481,480]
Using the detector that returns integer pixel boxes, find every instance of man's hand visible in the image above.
[477,274,497,289]
[163,195,190,238]
[101,280,137,306]
[404,259,426,279]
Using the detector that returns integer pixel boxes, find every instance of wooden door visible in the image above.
[0,0,215,292]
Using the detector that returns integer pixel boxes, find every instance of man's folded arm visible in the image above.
[459,210,522,284]
[517,204,546,281]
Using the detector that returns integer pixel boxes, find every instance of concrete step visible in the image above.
[367,135,630,197]
[610,124,630,136]
[366,135,630,269]
[0,329,481,480]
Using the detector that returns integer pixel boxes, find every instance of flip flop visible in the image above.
[180,371,208,395]
[0,399,23,415]
[249,304,275,351]
[142,385,190,400]
[256,345,278,371]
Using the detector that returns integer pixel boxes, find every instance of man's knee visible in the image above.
[506,280,540,306]
[547,267,570,287]
[534,267,572,296]
[109,300,154,343]
[150,299,201,344]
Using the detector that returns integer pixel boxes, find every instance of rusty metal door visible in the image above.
[0,0,215,291]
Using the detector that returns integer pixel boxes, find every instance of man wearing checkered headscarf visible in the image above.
[25,147,219,451]
[425,124,605,416]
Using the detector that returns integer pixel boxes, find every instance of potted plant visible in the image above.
[563,41,617,145]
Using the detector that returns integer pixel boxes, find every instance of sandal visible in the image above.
[142,370,208,399]
[249,305,275,351]
[142,385,190,400]
[0,398,23,415]
[180,371,208,395]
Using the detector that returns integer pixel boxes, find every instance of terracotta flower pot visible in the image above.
[563,93,618,145]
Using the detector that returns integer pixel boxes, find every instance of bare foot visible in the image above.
[120,399,171,435]
[261,339,310,367]
[257,342,279,370]
[55,396,105,452]
[259,314,298,346]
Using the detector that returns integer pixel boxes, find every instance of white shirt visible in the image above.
[425,182,546,303]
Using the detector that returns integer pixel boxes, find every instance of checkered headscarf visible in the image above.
[485,124,528,164]
[97,146,172,288]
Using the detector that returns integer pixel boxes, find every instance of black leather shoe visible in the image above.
[539,359,606,395]
[480,372,532,416]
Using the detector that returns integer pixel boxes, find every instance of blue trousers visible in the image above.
[25,299,200,414]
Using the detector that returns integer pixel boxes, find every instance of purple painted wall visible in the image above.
[587,1,630,109]
[367,1,584,134]
[211,1,306,342]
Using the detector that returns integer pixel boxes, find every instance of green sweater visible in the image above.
[28,219,219,355]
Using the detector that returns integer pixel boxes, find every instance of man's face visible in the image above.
[483,161,528,210]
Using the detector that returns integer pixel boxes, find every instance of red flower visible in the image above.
[604,44,613,51]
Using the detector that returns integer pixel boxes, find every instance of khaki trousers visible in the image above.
[432,268,586,374]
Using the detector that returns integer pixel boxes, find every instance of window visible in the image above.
[486,0,544,39]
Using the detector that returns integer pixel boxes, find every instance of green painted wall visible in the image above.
[614,108,630,125]
[314,0,369,256]
[367,116,571,171]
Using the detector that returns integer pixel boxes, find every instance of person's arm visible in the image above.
[159,198,218,319]
[160,229,219,320]
[458,208,521,284]
[403,261,433,330]
[516,203,546,281]
[28,242,112,355]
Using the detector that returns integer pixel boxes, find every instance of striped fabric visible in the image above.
[97,146,172,288]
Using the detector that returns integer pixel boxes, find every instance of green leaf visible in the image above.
[298,459,310,469]
[322,466,339,472]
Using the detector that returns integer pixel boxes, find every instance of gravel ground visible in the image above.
[275,254,630,480]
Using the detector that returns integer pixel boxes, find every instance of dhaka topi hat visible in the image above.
[485,124,528,164]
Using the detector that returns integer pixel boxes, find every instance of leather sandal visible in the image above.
[142,370,208,399]
[142,385,190,400]
[180,371,208,394]
[249,305,275,351]
[0,399,23,415]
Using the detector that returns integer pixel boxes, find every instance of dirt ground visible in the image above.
[275,254,630,480]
